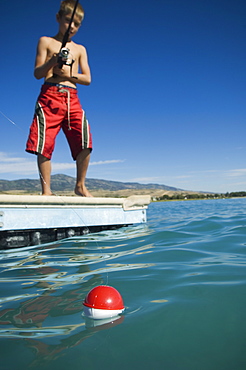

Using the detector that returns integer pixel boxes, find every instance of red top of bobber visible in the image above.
[83,285,124,310]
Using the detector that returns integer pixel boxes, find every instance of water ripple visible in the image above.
[1,199,246,370]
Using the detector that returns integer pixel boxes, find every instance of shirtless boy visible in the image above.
[26,0,93,196]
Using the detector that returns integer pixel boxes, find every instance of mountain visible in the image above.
[0,174,180,193]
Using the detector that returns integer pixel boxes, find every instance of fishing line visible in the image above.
[0,111,22,130]
[0,108,110,286]
[0,109,52,192]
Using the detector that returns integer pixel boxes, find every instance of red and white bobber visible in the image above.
[83,285,125,320]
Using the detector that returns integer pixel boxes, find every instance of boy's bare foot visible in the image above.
[74,185,93,197]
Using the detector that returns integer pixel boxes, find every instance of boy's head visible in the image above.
[58,0,85,23]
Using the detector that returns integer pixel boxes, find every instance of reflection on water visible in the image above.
[0,225,152,367]
[0,200,246,369]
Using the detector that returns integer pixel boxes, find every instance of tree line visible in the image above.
[156,191,246,201]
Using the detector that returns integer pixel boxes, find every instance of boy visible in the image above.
[26,0,93,196]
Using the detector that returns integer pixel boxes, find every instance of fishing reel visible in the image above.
[57,47,74,68]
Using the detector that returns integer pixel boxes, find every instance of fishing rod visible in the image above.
[55,0,80,74]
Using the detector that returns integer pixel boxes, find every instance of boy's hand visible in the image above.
[53,64,71,78]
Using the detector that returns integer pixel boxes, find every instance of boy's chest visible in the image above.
[47,41,80,61]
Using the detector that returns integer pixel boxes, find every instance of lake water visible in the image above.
[0,198,245,370]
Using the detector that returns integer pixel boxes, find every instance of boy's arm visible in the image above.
[34,37,58,80]
[73,45,91,85]
[53,45,91,85]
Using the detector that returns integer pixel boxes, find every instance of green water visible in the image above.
[0,198,245,369]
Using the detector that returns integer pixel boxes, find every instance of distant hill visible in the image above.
[0,174,180,193]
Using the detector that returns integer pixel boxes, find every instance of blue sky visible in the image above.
[0,0,245,193]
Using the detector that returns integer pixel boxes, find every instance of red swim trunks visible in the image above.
[26,83,93,160]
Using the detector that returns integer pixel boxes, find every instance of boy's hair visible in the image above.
[58,0,84,21]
